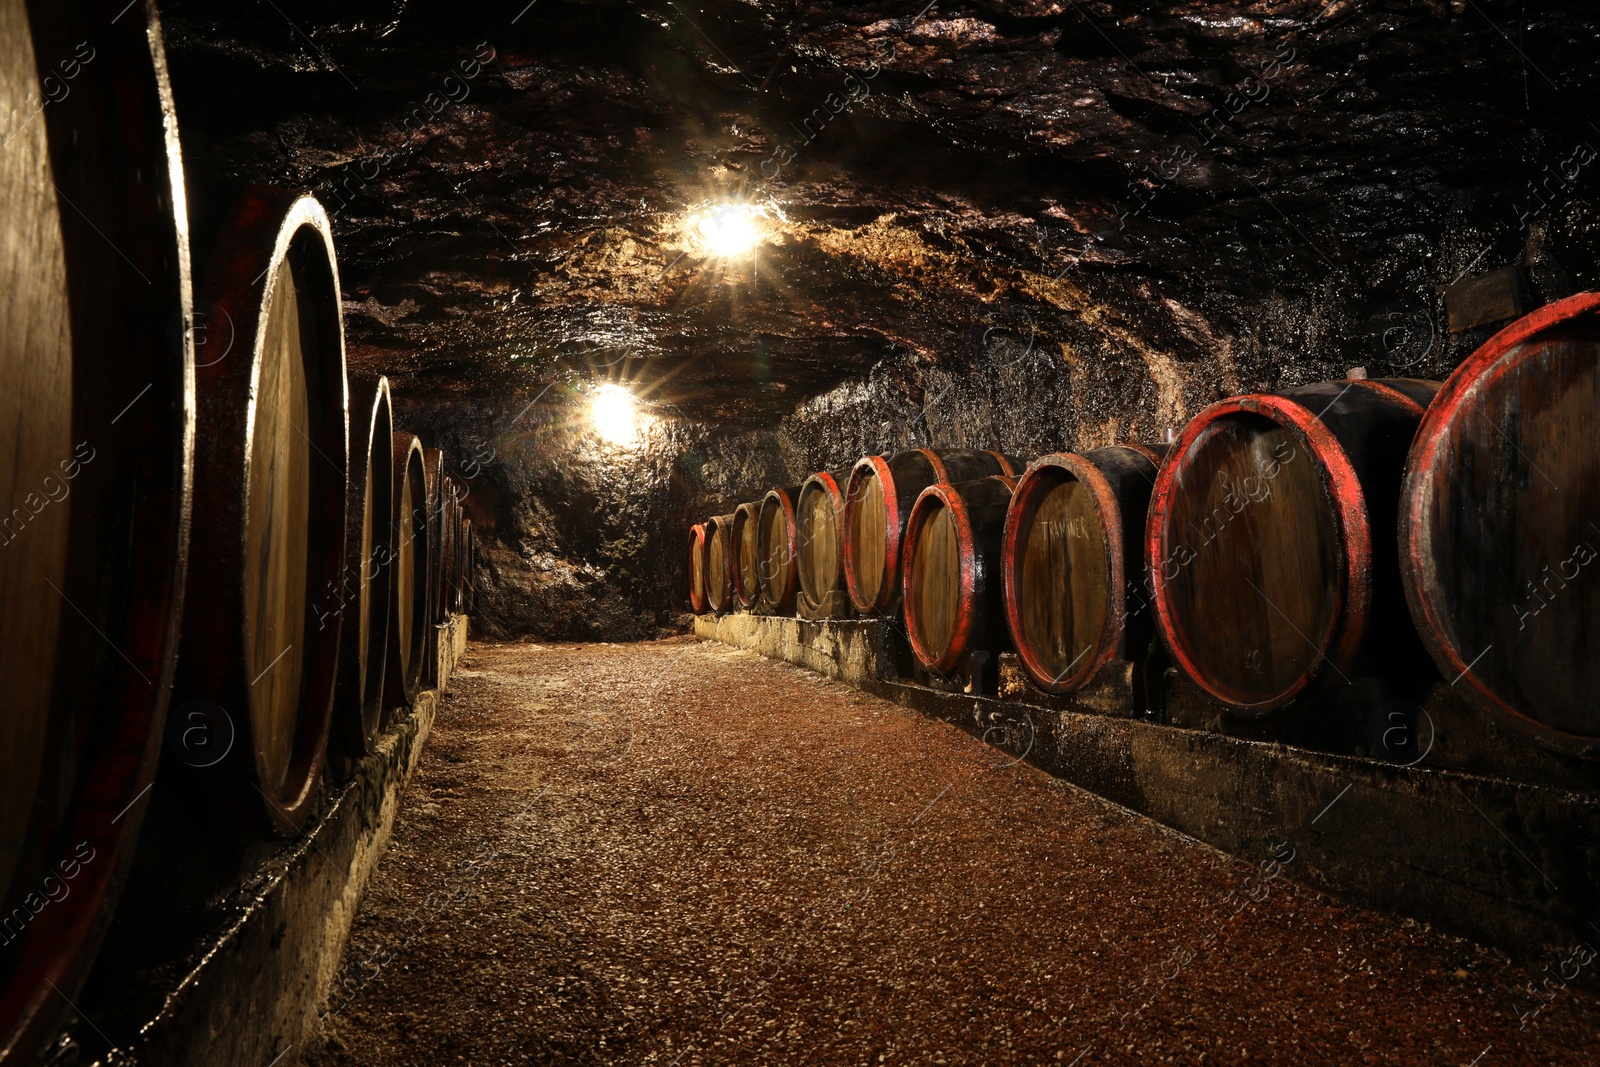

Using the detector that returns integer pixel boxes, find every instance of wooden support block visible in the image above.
[1444,266,1529,332]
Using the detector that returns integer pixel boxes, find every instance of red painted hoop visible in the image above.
[1121,442,1167,468]
[919,448,952,483]
[986,450,1021,477]
[686,523,708,614]
[1348,377,1427,417]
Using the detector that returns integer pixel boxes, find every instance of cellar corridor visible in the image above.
[9,3,1600,1063]
[309,641,1599,1066]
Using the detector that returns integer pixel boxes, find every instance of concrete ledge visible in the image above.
[696,611,906,688]
[64,616,470,1066]
[695,613,1600,963]
[435,615,469,683]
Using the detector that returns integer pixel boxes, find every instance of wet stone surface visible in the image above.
[309,640,1600,1065]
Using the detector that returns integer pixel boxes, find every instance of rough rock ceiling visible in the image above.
[162,0,1600,430]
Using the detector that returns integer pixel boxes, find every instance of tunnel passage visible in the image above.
[7,2,1600,1064]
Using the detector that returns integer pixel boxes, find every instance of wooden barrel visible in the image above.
[796,470,852,618]
[449,495,466,616]
[902,476,1018,675]
[844,449,1020,614]
[755,486,802,613]
[1402,292,1600,758]
[171,188,349,836]
[460,519,474,616]
[0,3,194,1060]
[730,501,763,609]
[703,513,737,615]
[422,448,446,629]
[1002,445,1167,693]
[456,497,468,614]
[383,433,430,709]
[330,377,394,768]
[687,522,709,613]
[1147,378,1440,715]
[439,476,459,620]
[454,491,467,614]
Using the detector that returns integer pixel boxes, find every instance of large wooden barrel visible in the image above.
[687,522,709,613]
[449,494,467,615]
[844,449,1020,614]
[0,3,194,1060]
[703,512,737,615]
[796,470,852,619]
[384,433,430,709]
[1402,292,1600,758]
[1002,445,1166,693]
[330,378,394,768]
[422,448,446,629]
[456,496,468,614]
[459,518,474,616]
[171,188,349,836]
[453,487,466,614]
[439,476,459,619]
[902,476,1018,675]
[755,486,802,613]
[730,501,763,609]
[1147,378,1440,715]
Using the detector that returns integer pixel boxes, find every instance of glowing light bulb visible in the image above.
[695,203,762,257]
[590,383,640,446]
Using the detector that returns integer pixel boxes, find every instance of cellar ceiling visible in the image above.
[161,0,1600,430]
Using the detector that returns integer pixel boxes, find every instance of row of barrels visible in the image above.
[692,293,1600,765]
[0,5,474,1062]
[176,194,469,829]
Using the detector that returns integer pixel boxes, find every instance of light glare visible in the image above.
[694,203,763,257]
[590,384,640,446]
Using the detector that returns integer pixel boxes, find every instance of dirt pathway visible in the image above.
[307,638,1598,1066]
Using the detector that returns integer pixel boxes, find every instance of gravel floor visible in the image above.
[307,638,1599,1066]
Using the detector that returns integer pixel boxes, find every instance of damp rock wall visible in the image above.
[154,0,1600,638]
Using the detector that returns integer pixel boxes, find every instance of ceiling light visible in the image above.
[693,202,764,258]
[590,383,641,446]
